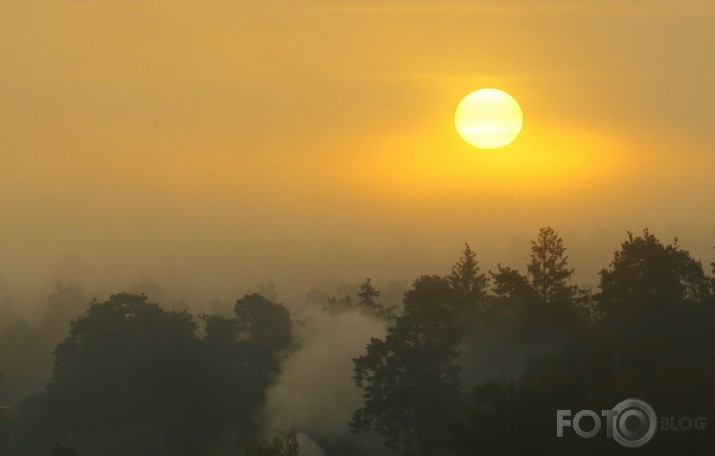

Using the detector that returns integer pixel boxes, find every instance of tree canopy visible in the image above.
[1,227,713,455]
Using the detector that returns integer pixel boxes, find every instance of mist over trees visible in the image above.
[0,228,713,454]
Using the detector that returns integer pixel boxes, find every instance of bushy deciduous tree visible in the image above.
[3,292,294,455]
[45,293,200,453]
[200,293,293,439]
[596,230,711,346]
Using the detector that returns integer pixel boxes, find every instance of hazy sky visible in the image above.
[1,0,714,306]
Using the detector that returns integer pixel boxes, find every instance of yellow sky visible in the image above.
[1,0,714,305]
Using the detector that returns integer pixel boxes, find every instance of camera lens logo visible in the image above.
[610,398,657,448]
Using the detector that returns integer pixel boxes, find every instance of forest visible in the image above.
[0,227,713,455]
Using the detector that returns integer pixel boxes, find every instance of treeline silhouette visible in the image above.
[0,227,713,455]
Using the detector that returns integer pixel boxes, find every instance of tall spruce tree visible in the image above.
[527,227,576,303]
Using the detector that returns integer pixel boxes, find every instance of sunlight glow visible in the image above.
[454,88,524,149]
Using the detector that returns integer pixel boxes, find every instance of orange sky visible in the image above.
[1,0,714,307]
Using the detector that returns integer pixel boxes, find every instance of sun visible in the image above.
[454,88,523,149]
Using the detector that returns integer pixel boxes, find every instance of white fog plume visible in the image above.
[297,433,326,456]
[261,308,389,453]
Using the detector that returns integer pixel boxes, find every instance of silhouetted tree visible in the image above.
[523,228,592,351]
[486,228,591,360]
[352,276,462,455]
[445,244,490,334]
[357,279,397,321]
[527,227,576,303]
[1,291,295,454]
[1,230,712,456]
[596,229,711,347]
[32,293,200,454]
[200,293,293,437]
[491,264,532,300]
[448,244,488,298]
[449,230,715,455]
[234,293,292,357]
[446,377,552,455]
[358,278,380,305]
[234,293,293,424]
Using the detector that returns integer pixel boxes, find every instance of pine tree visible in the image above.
[448,244,488,298]
[352,276,462,455]
[357,278,396,321]
[527,227,575,303]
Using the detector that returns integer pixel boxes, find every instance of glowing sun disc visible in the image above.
[454,88,523,149]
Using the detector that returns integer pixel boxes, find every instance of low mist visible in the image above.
[262,309,390,455]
